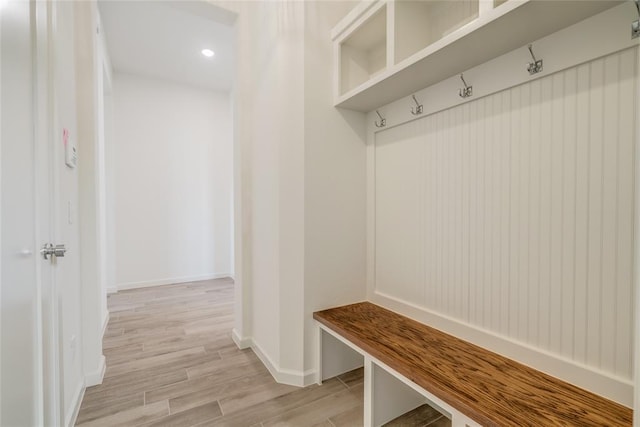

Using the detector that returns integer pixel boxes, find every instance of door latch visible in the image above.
[40,243,67,260]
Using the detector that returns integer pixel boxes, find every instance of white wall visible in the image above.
[75,2,111,399]
[54,1,86,423]
[303,1,367,374]
[212,0,367,386]
[113,73,233,289]
[232,0,306,377]
[103,75,116,298]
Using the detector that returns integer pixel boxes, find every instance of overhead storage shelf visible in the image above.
[332,0,623,112]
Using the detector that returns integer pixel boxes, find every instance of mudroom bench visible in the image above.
[313,302,632,427]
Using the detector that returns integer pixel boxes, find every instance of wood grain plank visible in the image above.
[202,379,348,427]
[314,302,632,427]
[143,402,222,427]
[80,279,369,427]
[76,393,145,424]
[260,388,362,427]
[76,401,169,427]
[83,367,188,402]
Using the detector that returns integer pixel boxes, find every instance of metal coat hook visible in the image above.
[375,110,386,128]
[632,0,639,39]
[527,44,543,75]
[410,95,423,115]
[458,74,472,99]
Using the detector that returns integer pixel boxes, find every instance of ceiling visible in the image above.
[98,1,236,92]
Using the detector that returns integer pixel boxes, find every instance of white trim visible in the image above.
[231,328,251,349]
[115,273,231,291]
[331,0,381,41]
[234,334,316,388]
[84,355,106,387]
[106,286,117,294]
[248,340,279,382]
[249,339,315,387]
[64,382,84,427]
[633,34,640,427]
[372,291,633,407]
[84,355,106,388]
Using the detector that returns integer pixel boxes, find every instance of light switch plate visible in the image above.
[63,128,77,168]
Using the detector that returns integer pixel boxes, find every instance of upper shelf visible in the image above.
[333,0,624,112]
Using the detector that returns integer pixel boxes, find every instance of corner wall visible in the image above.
[303,0,367,375]
[215,0,368,385]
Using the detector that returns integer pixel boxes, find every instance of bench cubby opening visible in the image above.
[370,360,452,427]
[318,325,364,383]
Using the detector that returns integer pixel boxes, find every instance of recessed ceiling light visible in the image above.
[201,49,215,58]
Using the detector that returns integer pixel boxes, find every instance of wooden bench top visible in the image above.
[313,302,632,427]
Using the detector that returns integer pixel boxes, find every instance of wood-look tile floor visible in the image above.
[76,279,450,427]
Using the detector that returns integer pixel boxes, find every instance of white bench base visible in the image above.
[317,323,481,427]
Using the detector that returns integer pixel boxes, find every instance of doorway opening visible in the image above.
[97,0,239,324]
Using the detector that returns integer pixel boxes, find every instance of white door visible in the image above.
[1,1,61,425]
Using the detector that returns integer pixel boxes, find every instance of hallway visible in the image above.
[75,279,367,426]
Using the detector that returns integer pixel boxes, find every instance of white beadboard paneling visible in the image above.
[615,48,635,379]
[528,78,541,346]
[586,57,604,370]
[601,53,619,374]
[574,62,591,366]
[375,122,424,305]
[538,76,552,350]
[560,67,577,359]
[373,47,637,390]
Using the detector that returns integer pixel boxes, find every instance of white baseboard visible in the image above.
[372,290,634,407]
[247,338,316,388]
[65,381,85,427]
[85,355,106,387]
[231,328,251,349]
[116,273,231,291]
